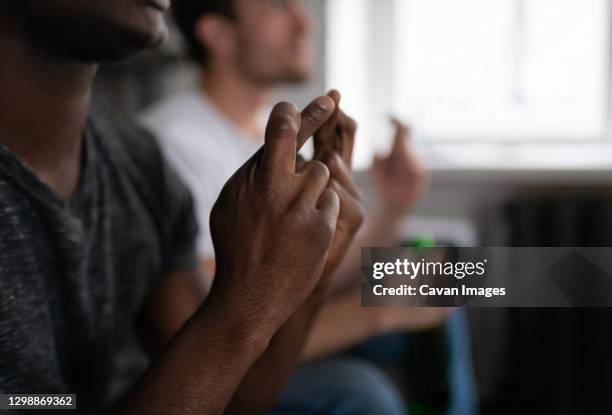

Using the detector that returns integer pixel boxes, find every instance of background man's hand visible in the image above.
[370,118,426,218]
[209,97,340,330]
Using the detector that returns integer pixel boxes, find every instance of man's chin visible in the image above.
[272,67,313,86]
[242,64,312,87]
[107,6,170,51]
[82,22,168,63]
[32,16,169,64]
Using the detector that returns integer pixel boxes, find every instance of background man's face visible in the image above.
[233,0,314,85]
[2,0,169,62]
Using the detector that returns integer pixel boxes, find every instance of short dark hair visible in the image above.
[172,0,236,65]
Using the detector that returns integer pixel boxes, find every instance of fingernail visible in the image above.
[316,97,332,112]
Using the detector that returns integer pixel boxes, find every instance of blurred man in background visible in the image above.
[142,0,478,414]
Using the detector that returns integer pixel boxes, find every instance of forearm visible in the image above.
[363,206,406,246]
[330,209,405,295]
[225,291,328,415]
[301,290,388,361]
[302,291,455,361]
[112,292,273,415]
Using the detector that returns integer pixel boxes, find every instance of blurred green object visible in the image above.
[405,325,449,415]
[402,236,450,415]
[407,236,437,249]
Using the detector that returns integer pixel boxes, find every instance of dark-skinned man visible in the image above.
[0,1,367,414]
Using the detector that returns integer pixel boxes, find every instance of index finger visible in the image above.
[314,90,341,155]
[296,95,336,150]
[336,110,357,166]
[315,90,357,167]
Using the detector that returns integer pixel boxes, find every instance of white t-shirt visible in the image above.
[141,91,262,258]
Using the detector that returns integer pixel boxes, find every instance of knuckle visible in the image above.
[302,105,326,125]
[272,101,299,114]
[267,103,299,137]
[289,203,334,242]
[267,115,298,138]
[304,160,330,183]
[307,211,334,239]
[303,97,334,126]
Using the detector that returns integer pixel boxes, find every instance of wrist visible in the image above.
[201,285,277,355]
[371,203,409,224]
[362,208,405,245]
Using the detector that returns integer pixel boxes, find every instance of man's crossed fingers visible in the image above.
[260,95,340,223]
[262,96,336,177]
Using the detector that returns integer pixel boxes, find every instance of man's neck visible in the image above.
[0,24,97,199]
[201,65,270,139]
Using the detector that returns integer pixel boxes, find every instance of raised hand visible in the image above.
[370,118,426,218]
[209,97,340,328]
[312,90,365,286]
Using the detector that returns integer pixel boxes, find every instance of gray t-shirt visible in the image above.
[0,114,199,413]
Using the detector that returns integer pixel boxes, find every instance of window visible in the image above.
[326,0,612,169]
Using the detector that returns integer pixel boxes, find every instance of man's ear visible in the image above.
[194,14,237,63]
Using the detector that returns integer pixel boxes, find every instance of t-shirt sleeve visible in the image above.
[89,113,201,276]
[152,133,222,260]
[158,159,201,274]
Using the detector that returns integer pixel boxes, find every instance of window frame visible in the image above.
[324,0,612,170]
